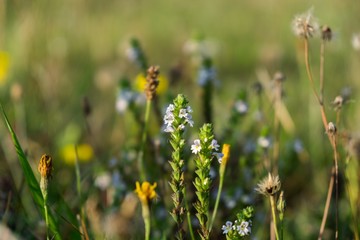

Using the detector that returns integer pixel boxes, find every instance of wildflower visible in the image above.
[115,90,134,114]
[61,144,94,164]
[255,173,281,197]
[213,152,224,163]
[0,51,10,85]
[292,8,319,38]
[352,33,360,51]
[163,112,175,125]
[210,139,220,151]
[221,221,233,234]
[332,95,344,111]
[234,100,248,114]
[198,66,218,86]
[257,136,271,149]
[134,181,157,206]
[164,124,175,133]
[95,172,112,191]
[236,221,251,236]
[163,99,193,133]
[191,139,202,154]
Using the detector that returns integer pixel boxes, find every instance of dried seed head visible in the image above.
[38,154,53,179]
[255,173,281,197]
[327,122,337,135]
[292,9,319,39]
[145,66,160,100]
[321,25,332,41]
[332,95,343,111]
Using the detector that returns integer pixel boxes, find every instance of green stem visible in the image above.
[270,196,280,240]
[142,204,151,240]
[209,173,224,233]
[43,193,50,240]
[184,190,195,240]
[138,99,152,181]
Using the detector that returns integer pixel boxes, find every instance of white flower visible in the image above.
[164,125,174,133]
[221,221,233,234]
[185,114,194,127]
[236,221,251,236]
[179,124,185,130]
[163,112,175,125]
[234,100,248,114]
[258,136,271,149]
[179,108,188,118]
[191,139,202,154]
[166,104,175,113]
[213,152,224,164]
[210,139,220,151]
[186,106,193,113]
[94,172,112,190]
[352,33,360,51]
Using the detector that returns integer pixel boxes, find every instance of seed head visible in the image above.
[292,9,319,39]
[145,66,160,100]
[38,154,53,179]
[321,25,332,41]
[327,122,337,135]
[255,173,281,197]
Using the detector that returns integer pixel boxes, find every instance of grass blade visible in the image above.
[1,104,62,240]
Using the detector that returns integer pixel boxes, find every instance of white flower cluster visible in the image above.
[191,138,223,163]
[115,90,145,114]
[221,220,252,236]
[163,104,194,133]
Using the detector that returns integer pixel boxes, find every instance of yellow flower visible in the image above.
[0,51,10,85]
[61,144,94,164]
[134,181,157,205]
[134,72,168,95]
[221,144,230,166]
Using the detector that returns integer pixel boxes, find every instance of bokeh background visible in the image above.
[1,0,360,239]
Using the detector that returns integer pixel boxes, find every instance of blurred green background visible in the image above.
[1,0,360,239]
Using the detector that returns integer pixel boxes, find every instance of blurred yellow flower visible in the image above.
[134,73,168,95]
[61,144,94,164]
[134,181,157,206]
[0,51,10,85]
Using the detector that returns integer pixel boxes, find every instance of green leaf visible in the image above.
[1,104,62,240]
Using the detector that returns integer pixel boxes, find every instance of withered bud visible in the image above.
[321,25,332,41]
[38,154,53,179]
[332,95,343,111]
[145,66,160,100]
[327,122,337,135]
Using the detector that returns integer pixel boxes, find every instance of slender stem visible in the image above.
[332,135,339,240]
[320,40,325,105]
[318,166,335,240]
[209,173,224,232]
[270,196,280,240]
[138,99,152,181]
[142,204,151,240]
[43,191,50,240]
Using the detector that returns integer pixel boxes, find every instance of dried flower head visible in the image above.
[332,95,344,111]
[38,154,53,179]
[321,25,332,41]
[145,66,160,100]
[255,173,281,197]
[134,181,157,206]
[292,9,319,39]
[327,122,337,135]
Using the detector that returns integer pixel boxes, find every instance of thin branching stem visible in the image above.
[270,196,280,240]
